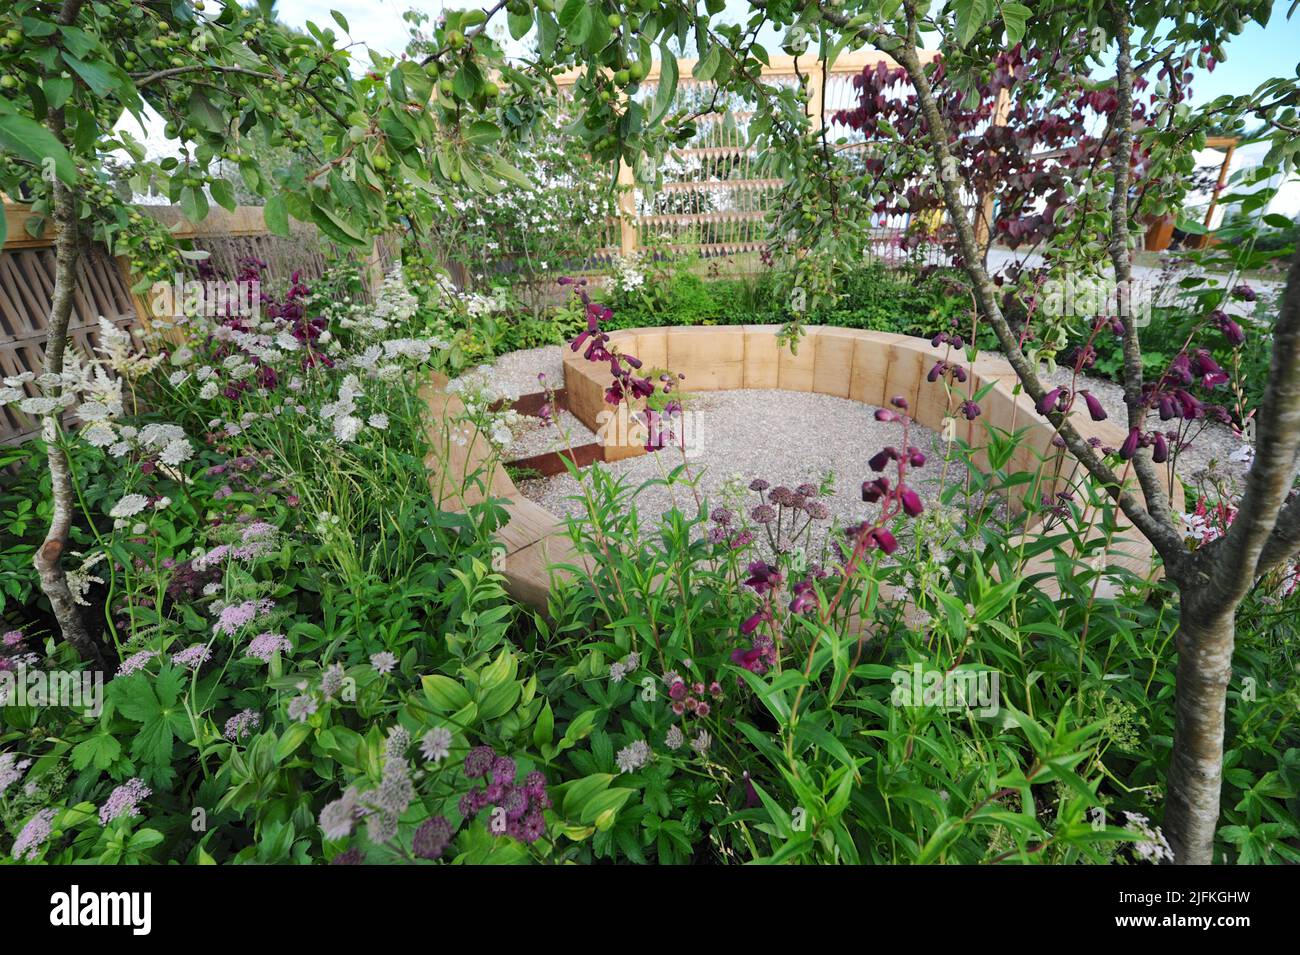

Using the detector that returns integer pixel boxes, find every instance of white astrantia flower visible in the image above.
[615,740,651,774]
[140,424,187,448]
[168,370,190,387]
[159,439,193,467]
[3,372,34,386]
[198,381,219,400]
[81,422,117,448]
[108,442,131,458]
[368,413,389,430]
[75,401,111,421]
[333,415,363,442]
[18,396,66,415]
[0,387,23,403]
[108,494,150,519]
[196,366,216,381]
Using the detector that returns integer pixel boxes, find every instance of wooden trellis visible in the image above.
[554,49,942,264]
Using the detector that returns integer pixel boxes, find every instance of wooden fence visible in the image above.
[554,49,946,265]
[0,203,397,445]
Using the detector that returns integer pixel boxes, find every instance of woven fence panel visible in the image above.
[0,245,137,444]
[557,51,954,269]
[189,223,400,304]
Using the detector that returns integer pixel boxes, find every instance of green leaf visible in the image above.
[209,178,237,212]
[62,54,116,98]
[1001,3,1031,45]
[111,670,189,767]
[650,47,678,126]
[466,120,501,146]
[331,10,350,32]
[262,194,289,236]
[532,699,555,748]
[508,9,533,40]
[275,722,313,762]
[71,731,122,772]
[43,76,73,111]
[422,674,472,712]
[558,0,586,30]
[0,113,78,185]
[180,185,209,223]
[311,201,366,246]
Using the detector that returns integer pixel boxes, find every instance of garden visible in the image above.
[0,0,1298,881]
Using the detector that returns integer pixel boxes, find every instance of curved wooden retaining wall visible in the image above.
[425,327,1181,607]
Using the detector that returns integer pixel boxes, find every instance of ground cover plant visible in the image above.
[0,0,1298,868]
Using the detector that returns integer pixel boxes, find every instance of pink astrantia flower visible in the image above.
[244,632,291,662]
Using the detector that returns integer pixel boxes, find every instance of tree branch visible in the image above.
[1196,245,1300,602]
[1104,2,1184,547]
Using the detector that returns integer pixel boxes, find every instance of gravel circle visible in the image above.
[488,344,1254,527]
[516,388,977,561]
[484,345,564,399]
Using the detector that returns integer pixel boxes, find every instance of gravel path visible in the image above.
[505,408,597,459]
[516,389,978,562]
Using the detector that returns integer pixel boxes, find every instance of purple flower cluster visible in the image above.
[171,644,213,670]
[0,630,28,674]
[214,598,276,637]
[412,816,455,860]
[11,808,56,861]
[459,747,549,844]
[706,506,755,550]
[244,631,292,662]
[99,778,151,826]
[223,708,261,741]
[665,674,724,715]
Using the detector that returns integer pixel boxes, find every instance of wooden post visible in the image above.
[617,157,638,257]
[807,64,826,131]
[1201,138,1237,234]
[972,86,1011,251]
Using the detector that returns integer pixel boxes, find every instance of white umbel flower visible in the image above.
[108,494,149,519]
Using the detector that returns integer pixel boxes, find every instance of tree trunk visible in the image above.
[1164,599,1235,864]
[31,144,107,668]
